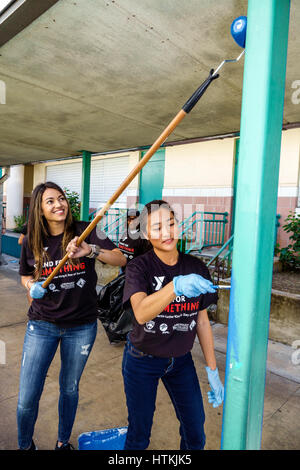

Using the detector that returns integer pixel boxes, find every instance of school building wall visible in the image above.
[277,128,300,246]
[162,128,300,247]
[163,137,234,243]
[2,128,299,248]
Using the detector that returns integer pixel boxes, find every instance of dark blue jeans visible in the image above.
[122,337,206,450]
[17,320,97,449]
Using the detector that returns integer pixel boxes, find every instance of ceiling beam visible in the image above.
[0,0,60,47]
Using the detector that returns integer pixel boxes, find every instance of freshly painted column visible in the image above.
[221,0,290,450]
[80,151,91,221]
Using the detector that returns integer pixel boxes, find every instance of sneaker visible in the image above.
[55,441,75,450]
[19,440,37,450]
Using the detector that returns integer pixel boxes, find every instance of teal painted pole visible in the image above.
[80,150,91,221]
[221,0,290,450]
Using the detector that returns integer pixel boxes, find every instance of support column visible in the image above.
[0,169,9,261]
[5,165,25,229]
[0,169,4,261]
[80,151,91,221]
[221,0,290,450]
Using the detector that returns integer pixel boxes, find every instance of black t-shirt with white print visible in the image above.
[19,221,116,327]
[118,228,152,271]
[123,249,218,358]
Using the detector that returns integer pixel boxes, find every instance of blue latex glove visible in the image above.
[205,366,224,408]
[30,281,47,299]
[173,274,216,298]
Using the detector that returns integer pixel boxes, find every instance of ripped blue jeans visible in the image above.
[17,320,97,449]
[122,337,206,450]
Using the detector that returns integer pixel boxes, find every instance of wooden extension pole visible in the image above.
[42,70,219,288]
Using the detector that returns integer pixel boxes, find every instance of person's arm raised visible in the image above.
[130,273,216,325]
[66,236,126,267]
[97,248,126,267]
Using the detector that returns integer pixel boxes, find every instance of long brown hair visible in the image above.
[27,182,76,279]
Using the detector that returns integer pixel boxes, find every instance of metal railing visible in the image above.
[88,208,229,249]
[1,201,5,233]
[205,214,281,282]
[177,211,228,254]
[206,234,234,282]
[89,207,127,243]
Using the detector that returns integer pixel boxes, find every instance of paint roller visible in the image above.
[42,16,247,288]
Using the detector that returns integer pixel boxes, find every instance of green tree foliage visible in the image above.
[13,215,26,233]
[64,188,81,221]
[277,212,300,271]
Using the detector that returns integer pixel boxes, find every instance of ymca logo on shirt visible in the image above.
[159,323,169,334]
[144,320,156,334]
[153,276,165,291]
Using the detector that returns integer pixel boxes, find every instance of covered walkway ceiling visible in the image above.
[0,0,299,166]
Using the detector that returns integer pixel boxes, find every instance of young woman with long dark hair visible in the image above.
[17,181,126,450]
[122,200,224,450]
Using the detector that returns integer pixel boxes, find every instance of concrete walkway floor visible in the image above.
[0,260,299,451]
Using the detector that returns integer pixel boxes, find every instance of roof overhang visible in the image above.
[0,0,299,166]
[0,0,60,47]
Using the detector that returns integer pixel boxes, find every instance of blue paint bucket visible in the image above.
[78,426,128,450]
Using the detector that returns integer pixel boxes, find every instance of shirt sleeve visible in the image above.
[123,258,149,305]
[19,237,35,276]
[20,223,27,235]
[136,238,152,257]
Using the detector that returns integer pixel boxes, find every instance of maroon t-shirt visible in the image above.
[19,221,116,327]
[123,250,218,357]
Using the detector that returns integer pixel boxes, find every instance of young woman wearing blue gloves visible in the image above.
[18,182,126,450]
[122,200,224,450]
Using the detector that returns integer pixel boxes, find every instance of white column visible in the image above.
[297,162,300,209]
[5,165,25,229]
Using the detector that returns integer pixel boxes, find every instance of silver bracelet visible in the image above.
[86,244,101,259]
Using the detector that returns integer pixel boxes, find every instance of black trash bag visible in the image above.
[97,273,133,344]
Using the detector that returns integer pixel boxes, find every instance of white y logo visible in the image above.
[153,276,165,291]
